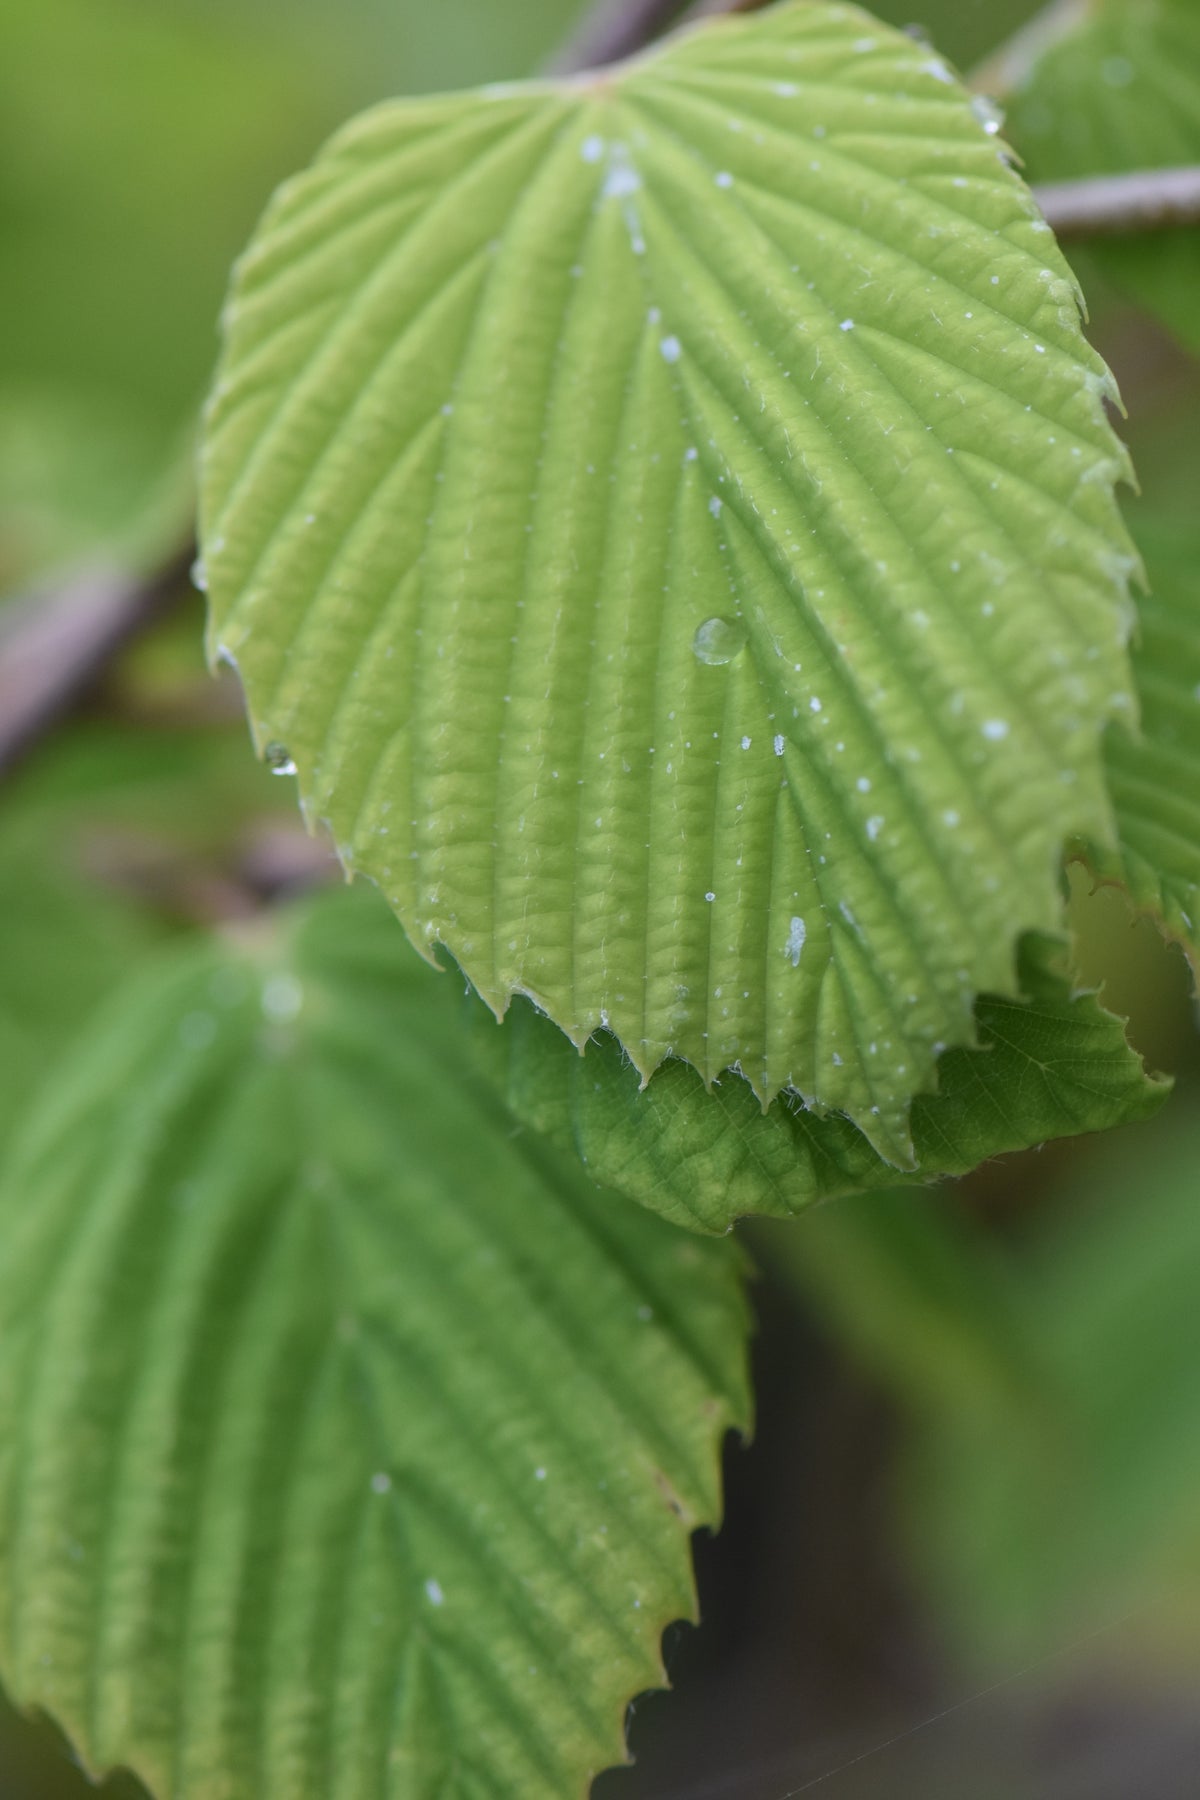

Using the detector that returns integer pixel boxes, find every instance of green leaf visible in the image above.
[0,799,168,1152]
[471,927,1169,1231]
[902,1105,1200,1667]
[201,0,1139,1167]
[1084,514,1200,977]
[1005,0,1200,356]
[0,893,750,1800]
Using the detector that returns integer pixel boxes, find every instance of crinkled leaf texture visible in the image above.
[1088,515,1200,979]
[1006,0,1200,356]
[469,925,1169,1232]
[202,0,1139,1167]
[0,892,750,1800]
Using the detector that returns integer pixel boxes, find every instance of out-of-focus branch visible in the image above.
[549,0,762,77]
[681,0,766,21]
[548,0,685,76]
[1034,166,1200,241]
[0,545,194,778]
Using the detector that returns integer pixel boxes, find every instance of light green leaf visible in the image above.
[1084,514,1200,977]
[201,0,1139,1167]
[0,893,749,1800]
[471,927,1169,1231]
[1004,0,1200,356]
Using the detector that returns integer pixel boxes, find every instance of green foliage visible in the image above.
[201,0,1140,1169]
[0,891,749,1800]
[0,0,365,588]
[903,1106,1200,1666]
[1092,516,1200,977]
[4,2,1200,1795]
[0,822,161,1149]
[1106,531,1200,945]
[1006,0,1200,355]
[471,926,1167,1231]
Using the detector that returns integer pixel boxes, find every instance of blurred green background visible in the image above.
[2,1,1199,1795]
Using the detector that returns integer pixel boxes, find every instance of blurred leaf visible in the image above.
[906,1103,1200,1668]
[1005,0,1200,357]
[471,928,1169,1231]
[0,818,162,1151]
[202,0,1139,1167]
[753,1186,1041,1427]
[0,888,750,1800]
[1087,515,1200,981]
[0,0,356,588]
[0,609,311,1150]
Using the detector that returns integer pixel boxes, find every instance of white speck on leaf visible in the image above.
[603,163,642,199]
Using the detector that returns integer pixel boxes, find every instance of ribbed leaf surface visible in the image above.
[1090,517,1200,977]
[472,928,1169,1232]
[1008,0,1200,355]
[201,0,1139,1165]
[0,896,749,1800]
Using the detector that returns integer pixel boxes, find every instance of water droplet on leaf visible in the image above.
[970,94,1005,136]
[265,741,297,776]
[692,617,746,666]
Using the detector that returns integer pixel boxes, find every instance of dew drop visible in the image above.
[264,741,297,777]
[692,617,746,666]
[190,556,208,593]
[970,94,1006,136]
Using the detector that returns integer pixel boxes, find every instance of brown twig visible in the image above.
[1033,165,1200,241]
[549,0,761,76]
[547,0,687,76]
[0,545,194,778]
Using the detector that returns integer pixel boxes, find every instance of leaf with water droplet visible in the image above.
[969,93,1005,136]
[201,0,1139,1163]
